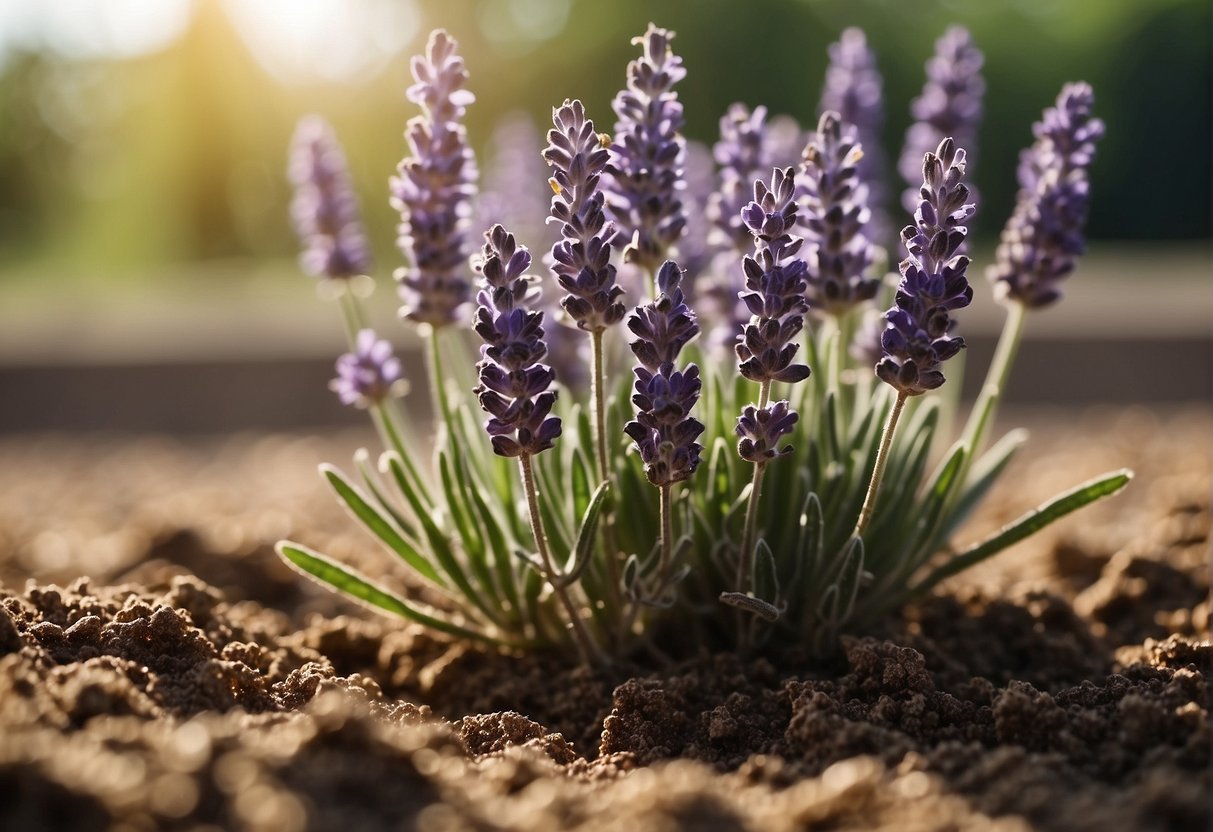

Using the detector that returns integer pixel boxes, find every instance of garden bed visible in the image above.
[0,405,1206,830]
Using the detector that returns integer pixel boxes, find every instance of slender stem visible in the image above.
[519,454,604,667]
[426,325,454,438]
[852,390,909,539]
[658,483,673,585]
[735,379,772,593]
[337,285,368,345]
[589,328,623,637]
[961,299,1027,459]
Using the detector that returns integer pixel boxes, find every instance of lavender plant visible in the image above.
[277,24,1129,665]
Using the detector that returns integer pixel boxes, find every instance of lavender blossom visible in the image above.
[624,261,704,486]
[330,329,402,408]
[288,116,373,281]
[544,99,626,333]
[818,27,890,244]
[736,400,799,464]
[473,225,561,458]
[799,112,879,315]
[898,27,985,214]
[605,23,687,275]
[877,138,975,396]
[989,83,1104,309]
[736,167,812,385]
[390,29,478,329]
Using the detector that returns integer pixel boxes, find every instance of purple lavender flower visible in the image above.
[390,29,478,329]
[472,225,561,458]
[989,83,1105,309]
[736,400,799,464]
[799,112,879,315]
[898,26,985,214]
[877,138,975,396]
[288,116,373,281]
[605,23,687,275]
[330,329,402,408]
[623,261,704,486]
[818,27,890,244]
[736,167,812,385]
[544,99,626,333]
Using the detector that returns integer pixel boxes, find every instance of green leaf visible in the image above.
[276,541,500,644]
[321,463,443,586]
[909,468,1132,598]
[752,538,779,603]
[719,591,781,622]
[558,481,610,587]
[902,441,969,571]
[796,491,824,598]
[938,428,1028,541]
[353,448,417,540]
[465,468,522,616]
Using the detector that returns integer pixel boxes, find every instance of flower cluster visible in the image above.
[877,138,975,395]
[391,29,478,328]
[606,23,688,275]
[736,400,798,464]
[735,167,812,385]
[989,83,1104,308]
[799,112,879,315]
[288,116,373,281]
[472,225,561,457]
[544,99,627,333]
[330,329,402,408]
[624,261,704,486]
[818,27,890,243]
[898,26,985,213]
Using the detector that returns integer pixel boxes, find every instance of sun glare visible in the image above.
[0,0,193,64]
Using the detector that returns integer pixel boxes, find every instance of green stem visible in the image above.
[426,325,454,439]
[852,390,909,540]
[337,286,368,345]
[519,453,605,667]
[658,483,673,586]
[736,379,772,593]
[961,299,1027,459]
[590,328,624,637]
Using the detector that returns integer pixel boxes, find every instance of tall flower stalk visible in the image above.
[472,224,602,665]
[390,29,478,432]
[898,27,984,214]
[731,167,811,604]
[856,137,975,538]
[818,27,890,246]
[606,23,688,289]
[288,115,373,340]
[624,261,704,585]
[964,83,1104,460]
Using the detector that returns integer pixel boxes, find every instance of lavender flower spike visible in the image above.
[544,99,626,333]
[473,225,561,458]
[624,261,704,486]
[818,27,890,244]
[606,23,688,274]
[736,167,812,386]
[799,112,879,315]
[898,26,985,214]
[877,138,975,396]
[989,83,1105,309]
[330,329,402,408]
[391,29,478,329]
[288,116,373,281]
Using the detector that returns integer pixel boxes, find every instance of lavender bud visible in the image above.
[898,26,985,214]
[989,83,1104,309]
[330,329,402,408]
[473,225,562,458]
[818,27,891,244]
[544,99,626,333]
[605,23,688,274]
[288,116,373,281]
[876,139,975,396]
[624,261,704,486]
[735,167,812,386]
[798,112,879,315]
[736,400,798,464]
[390,29,478,329]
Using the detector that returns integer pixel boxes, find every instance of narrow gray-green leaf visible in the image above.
[558,481,610,587]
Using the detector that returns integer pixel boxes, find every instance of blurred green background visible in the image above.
[0,0,1207,294]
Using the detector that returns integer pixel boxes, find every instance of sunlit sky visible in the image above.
[0,0,441,80]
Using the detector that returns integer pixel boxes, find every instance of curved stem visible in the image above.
[961,299,1027,459]
[426,325,454,439]
[337,286,368,345]
[519,453,604,667]
[852,390,909,540]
